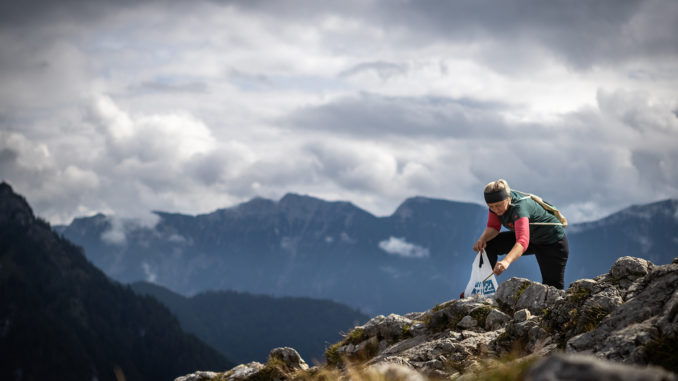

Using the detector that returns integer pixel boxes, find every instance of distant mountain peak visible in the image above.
[234,196,277,212]
[279,192,320,203]
[0,181,13,193]
[393,195,480,219]
[0,181,35,227]
[279,192,361,212]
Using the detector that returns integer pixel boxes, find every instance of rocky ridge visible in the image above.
[177,255,678,380]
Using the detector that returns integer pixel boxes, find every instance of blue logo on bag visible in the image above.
[483,279,496,294]
[471,280,496,295]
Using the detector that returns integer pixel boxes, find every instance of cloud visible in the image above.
[131,80,209,94]
[141,262,158,283]
[0,0,676,227]
[284,93,513,139]
[87,94,217,160]
[379,237,430,258]
[219,0,678,69]
[339,61,409,81]
[101,213,160,246]
[101,218,127,245]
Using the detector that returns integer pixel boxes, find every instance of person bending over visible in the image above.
[473,179,569,289]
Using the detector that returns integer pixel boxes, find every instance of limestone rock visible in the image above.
[191,256,678,381]
[514,309,532,322]
[569,278,597,292]
[222,362,265,381]
[495,277,564,314]
[657,287,678,338]
[174,371,219,381]
[457,315,477,329]
[610,256,653,280]
[360,313,414,342]
[496,277,532,309]
[515,283,565,314]
[526,352,677,381]
[565,261,678,366]
[581,286,622,313]
[485,309,510,331]
[425,295,498,333]
[268,347,308,371]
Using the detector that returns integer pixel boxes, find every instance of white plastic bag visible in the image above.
[464,250,499,297]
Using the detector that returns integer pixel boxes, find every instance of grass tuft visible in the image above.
[578,306,609,333]
[514,282,531,302]
[325,342,342,367]
[345,328,366,345]
[470,306,494,329]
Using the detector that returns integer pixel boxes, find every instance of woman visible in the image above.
[473,179,569,289]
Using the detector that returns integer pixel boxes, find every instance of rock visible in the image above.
[174,371,219,381]
[514,282,565,314]
[268,347,308,371]
[568,278,597,293]
[380,335,428,357]
[457,315,477,329]
[410,321,427,336]
[485,309,510,331]
[215,256,678,381]
[372,334,475,369]
[544,285,566,306]
[525,352,677,381]
[496,277,532,309]
[526,326,551,353]
[657,288,678,338]
[514,309,532,322]
[564,261,678,365]
[516,283,549,312]
[610,256,653,281]
[354,336,380,359]
[360,313,414,342]
[221,362,265,381]
[459,330,502,355]
[425,297,496,333]
[495,277,565,314]
[512,318,539,338]
[403,311,425,320]
[565,330,595,353]
[374,355,413,368]
[582,287,622,313]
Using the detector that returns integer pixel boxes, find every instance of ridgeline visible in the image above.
[177,255,678,381]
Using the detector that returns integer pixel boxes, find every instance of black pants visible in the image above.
[485,232,569,289]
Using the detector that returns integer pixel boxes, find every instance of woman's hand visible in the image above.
[473,239,487,253]
[493,259,510,275]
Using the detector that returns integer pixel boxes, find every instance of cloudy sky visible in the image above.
[1,0,677,225]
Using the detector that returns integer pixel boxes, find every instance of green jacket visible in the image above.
[496,190,566,245]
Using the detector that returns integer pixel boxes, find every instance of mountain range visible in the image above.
[130,281,368,365]
[56,193,678,315]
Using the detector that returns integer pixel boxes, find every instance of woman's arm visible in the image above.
[473,226,500,252]
[494,242,524,275]
[494,217,529,275]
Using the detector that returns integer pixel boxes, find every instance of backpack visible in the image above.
[514,190,568,227]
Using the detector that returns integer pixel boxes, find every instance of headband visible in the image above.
[484,188,510,204]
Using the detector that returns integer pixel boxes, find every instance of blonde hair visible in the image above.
[484,179,510,195]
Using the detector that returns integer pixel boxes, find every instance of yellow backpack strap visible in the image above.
[514,190,568,227]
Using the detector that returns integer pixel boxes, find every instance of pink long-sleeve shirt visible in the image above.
[487,211,530,252]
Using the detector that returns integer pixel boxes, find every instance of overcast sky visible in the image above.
[1,0,677,225]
